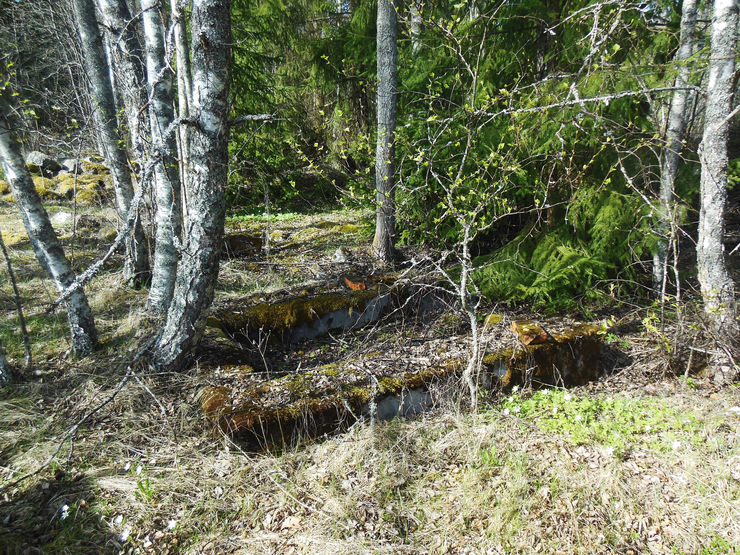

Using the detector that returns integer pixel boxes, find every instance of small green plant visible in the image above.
[136,477,154,502]
[478,446,502,468]
[498,389,699,456]
[604,332,630,348]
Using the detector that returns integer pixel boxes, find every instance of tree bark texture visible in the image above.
[373,0,398,265]
[71,0,150,288]
[0,343,8,385]
[0,100,98,356]
[697,0,739,339]
[652,0,697,296]
[152,0,230,372]
[172,0,193,219]
[142,0,183,313]
[95,0,149,154]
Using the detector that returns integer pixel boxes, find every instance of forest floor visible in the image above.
[0,200,738,554]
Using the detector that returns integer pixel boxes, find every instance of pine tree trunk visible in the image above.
[152,0,230,372]
[373,0,398,266]
[71,0,150,288]
[0,100,98,356]
[142,0,183,313]
[697,0,739,344]
[652,0,697,296]
[95,0,149,155]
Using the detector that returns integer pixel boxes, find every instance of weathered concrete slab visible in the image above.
[200,321,603,449]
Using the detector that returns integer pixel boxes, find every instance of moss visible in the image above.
[75,187,102,206]
[0,180,9,195]
[25,162,42,175]
[330,223,359,233]
[483,313,504,329]
[81,160,110,175]
[1,193,15,203]
[33,177,61,201]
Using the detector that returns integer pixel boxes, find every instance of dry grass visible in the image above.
[0,205,739,554]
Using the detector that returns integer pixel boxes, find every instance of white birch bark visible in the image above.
[96,0,150,156]
[410,2,422,55]
[697,0,739,346]
[0,344,8,385]
[142,0,183,313]
[0,100,98,356]
[652,0,698,296]
[373,0,398,265]
[71,0,150,288]
[153,0,230,371]
[172,0,192,218]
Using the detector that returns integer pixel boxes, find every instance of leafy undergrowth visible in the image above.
[0,205,739,553]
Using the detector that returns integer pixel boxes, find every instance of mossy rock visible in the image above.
[25,162,42,175]
[0,180,9,195]
[1,193,15,203]
[81,160,110,175]
[33,177,61,201]
[75,187,103,206]
[330,223,359,234]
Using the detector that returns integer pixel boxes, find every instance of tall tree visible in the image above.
[171,0,192,214]
[652,0,698,297]
[152,0,230,371]
[373,0,398,265]
[142,0,183,313]
[71,0,150,288]
[0,99,98,357]
[95,0,149,155]
[697,0,738,362]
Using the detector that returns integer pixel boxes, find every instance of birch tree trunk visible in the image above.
[373,0,398,266]
[410,2,422,55]
[652,0,697,297]
[0,100,98,356]
[697,0,739,360]
[172,0,192,220]
[152,0,230,372]
[142,0,183,313]
[71,0,150,288]
[0,343,8,385]
[96,0,149,154]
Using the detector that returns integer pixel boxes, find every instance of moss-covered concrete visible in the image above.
[201,321,603,449]
[210,288,388,344]
[482,323,602,388]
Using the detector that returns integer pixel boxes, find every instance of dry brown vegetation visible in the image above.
[0,202,739,554]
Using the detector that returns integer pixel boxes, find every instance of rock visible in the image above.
[51,211,73,227]
[222,233,263,257]
[26,151,61,176]
[332,246,350,263]
[60,158,81,174]
[511,319,553,345]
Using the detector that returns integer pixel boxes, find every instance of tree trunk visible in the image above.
[172,0,192,221]
[697,0,739,352]
[373,0,398,266]
[96,0,149,156]
[0,100,98,356]
[652,0,698,297]
[0,342,8,385]
[142,0,183,313]
[152,0,230,372]
[410,2,422,55]
[71,0,150,288]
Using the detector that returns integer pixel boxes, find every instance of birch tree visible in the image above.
[373,0,398,265]
[152,0,230,371]
[697,0,739,357]
[71,0,150,288]
[95,0,149,154]
[652,0,698,297]
[142,0,183,313]
[0,99,98,357]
